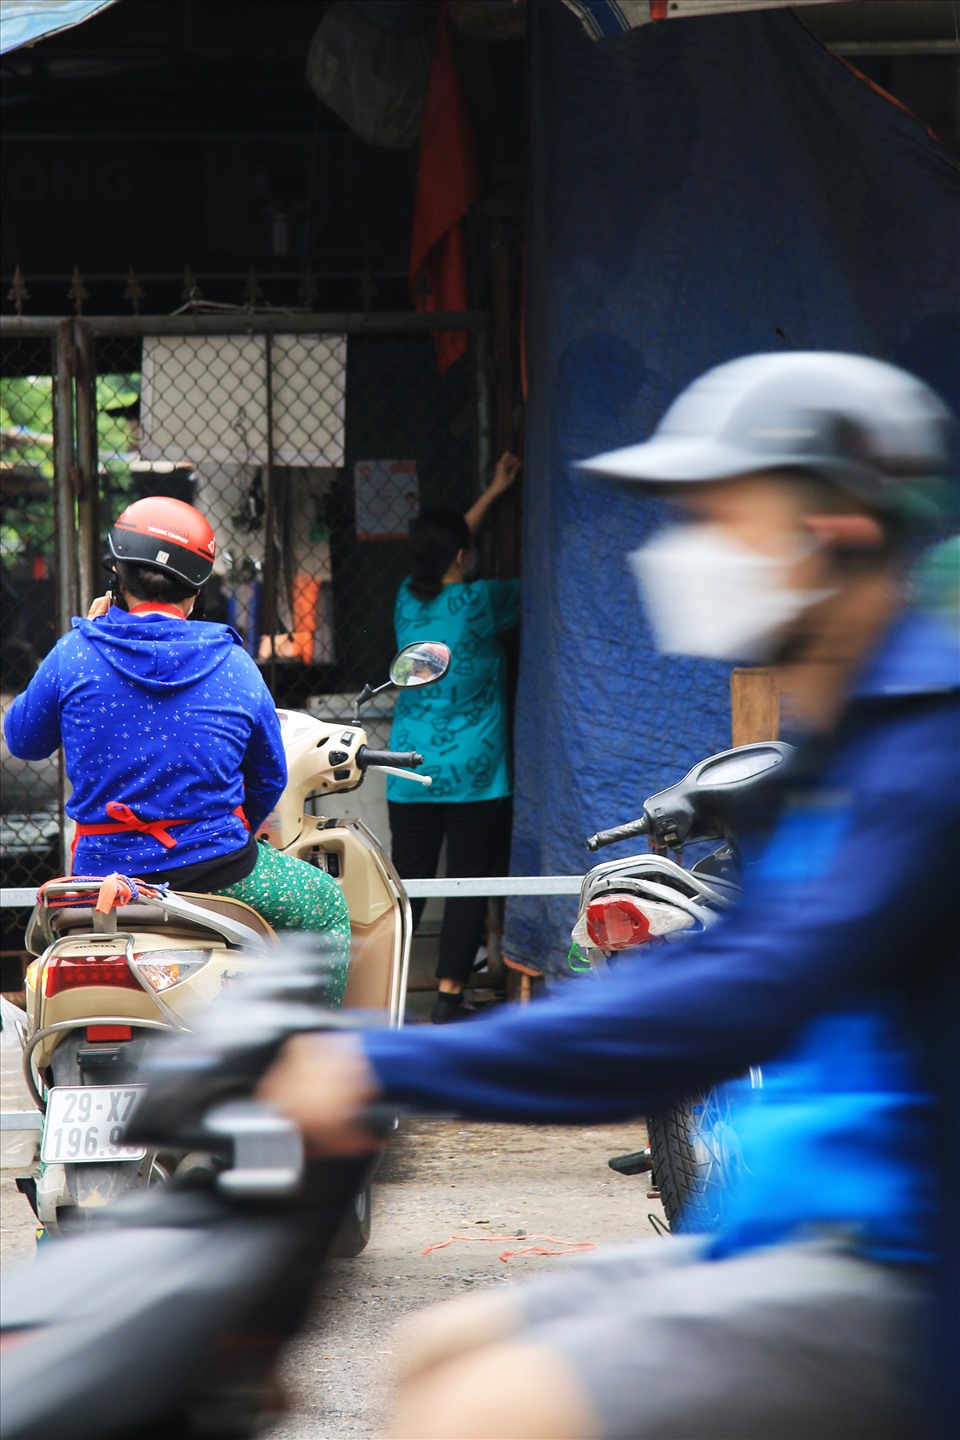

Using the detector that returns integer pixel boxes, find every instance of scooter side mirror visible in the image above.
[691,743,789,789]
[389,641,451,689]
[642,742,793,848]
[352,642,451,722]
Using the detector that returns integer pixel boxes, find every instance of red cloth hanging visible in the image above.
[408,0,482,373]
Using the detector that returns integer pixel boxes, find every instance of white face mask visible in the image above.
[628,523,835,663]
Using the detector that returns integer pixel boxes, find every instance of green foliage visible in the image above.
[0,373,141,570]
[1,374,55,568]
[1,374,54,479]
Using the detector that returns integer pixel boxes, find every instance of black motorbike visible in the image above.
[576,742,792,1231]
[0,941,381,1440]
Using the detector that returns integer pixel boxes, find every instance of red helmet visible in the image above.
[108,496,216,589]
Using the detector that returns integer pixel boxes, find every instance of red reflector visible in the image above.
[0,1329,39,1354]
[585,896,651,951]
[86,1025,133,1041]
[44,955,141,998]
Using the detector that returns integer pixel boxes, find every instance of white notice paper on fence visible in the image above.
[140,334,346,467]
[354,461,419,541]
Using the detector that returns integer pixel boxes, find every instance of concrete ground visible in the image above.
[1,931,667,1439]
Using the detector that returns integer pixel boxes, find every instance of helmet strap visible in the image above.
[107,570,128,611]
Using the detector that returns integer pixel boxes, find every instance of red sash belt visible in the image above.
[74,802,251,854]
[75,801,186,850]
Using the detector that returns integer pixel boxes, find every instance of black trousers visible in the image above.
[388,798,511,986]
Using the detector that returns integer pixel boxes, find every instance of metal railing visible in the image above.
[1,876,582,910]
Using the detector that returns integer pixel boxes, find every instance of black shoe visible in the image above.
[608,1148,653,1176]
[430,994,476,1025]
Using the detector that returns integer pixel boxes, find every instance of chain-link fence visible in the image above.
[1,312,487,901]
[1,324,63,908]
[89,319,481,701]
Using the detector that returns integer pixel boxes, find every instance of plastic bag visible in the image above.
[1,995,38,1173]
[305,0,433,151]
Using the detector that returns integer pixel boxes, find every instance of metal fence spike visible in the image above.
[243,264,265,309]
[7,265,30,316]
[298,268,318,311]
[124,266,145,315]
[68,265,89,315]
[358,263,378,312]
[182,265,204,303]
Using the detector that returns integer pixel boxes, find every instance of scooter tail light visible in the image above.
[43,954,142,998]
[131,948,213,993]
[585,896,651,951]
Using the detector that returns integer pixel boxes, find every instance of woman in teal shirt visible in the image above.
[388,454,520,1022]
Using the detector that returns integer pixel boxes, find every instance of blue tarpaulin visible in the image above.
[0,0,117,56]
[504,2,960,979]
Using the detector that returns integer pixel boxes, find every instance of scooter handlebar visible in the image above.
[585,814,651,852]
[356,747,424,770]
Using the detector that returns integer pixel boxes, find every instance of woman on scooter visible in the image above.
[5,495,350,1004]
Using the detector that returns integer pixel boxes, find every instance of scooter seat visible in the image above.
[48,903,172,934]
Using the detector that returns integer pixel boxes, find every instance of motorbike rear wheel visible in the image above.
[330,1183,372,1258]
[647,1071,761,1233]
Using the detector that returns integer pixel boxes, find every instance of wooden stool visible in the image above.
[502,954,544,1003]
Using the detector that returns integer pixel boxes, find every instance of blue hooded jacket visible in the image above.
[362,611,959,1273]
[5,608,286,877]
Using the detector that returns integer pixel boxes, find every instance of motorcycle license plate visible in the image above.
[40,1086,146,1163]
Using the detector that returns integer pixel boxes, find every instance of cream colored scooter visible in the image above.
[16,641,449,1247]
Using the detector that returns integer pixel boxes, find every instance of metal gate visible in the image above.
[1,311,488,895]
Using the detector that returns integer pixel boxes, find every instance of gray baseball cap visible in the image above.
[579,352,956,529]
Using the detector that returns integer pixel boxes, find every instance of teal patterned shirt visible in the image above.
[387,577,520,803]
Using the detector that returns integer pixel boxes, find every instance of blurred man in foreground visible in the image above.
[261,354,959,1440]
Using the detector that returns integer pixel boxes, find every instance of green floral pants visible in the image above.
[212,842,351,1007]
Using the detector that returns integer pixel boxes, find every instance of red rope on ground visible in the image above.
[421,1233,597,1263]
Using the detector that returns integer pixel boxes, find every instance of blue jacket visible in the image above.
[5,609,286,876]
[364,611,959,1268]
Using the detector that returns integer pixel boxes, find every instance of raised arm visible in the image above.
[464,452,521,539]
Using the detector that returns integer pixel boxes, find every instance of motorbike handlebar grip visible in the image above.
[356,747,424,770]
[585,815,651,852]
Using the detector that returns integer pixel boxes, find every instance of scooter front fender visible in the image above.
[286,817,411,1025]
